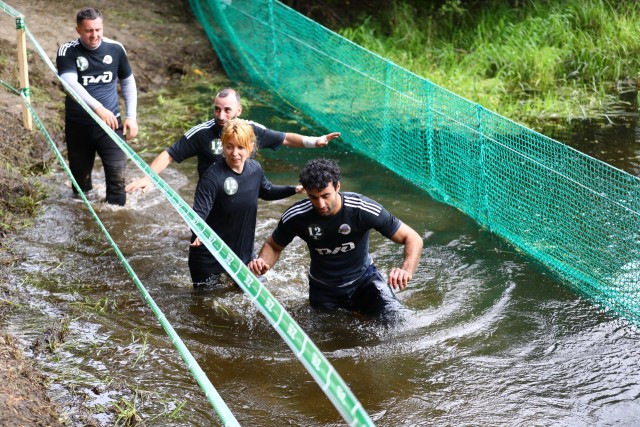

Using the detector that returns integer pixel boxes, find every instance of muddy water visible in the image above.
[6,107,640,426]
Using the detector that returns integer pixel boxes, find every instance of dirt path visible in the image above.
[0,0,218,424]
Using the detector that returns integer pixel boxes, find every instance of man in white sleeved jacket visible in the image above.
[57,7,138,205]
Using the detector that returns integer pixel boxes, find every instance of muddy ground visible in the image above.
[0,0,219,424]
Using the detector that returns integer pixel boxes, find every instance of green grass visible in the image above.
[133,71,228,153]
[338,0,640,125]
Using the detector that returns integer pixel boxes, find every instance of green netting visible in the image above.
[189,0,640,325]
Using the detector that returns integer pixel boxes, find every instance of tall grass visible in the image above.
[339,0,640,125]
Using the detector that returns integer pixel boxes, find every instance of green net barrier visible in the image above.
[188,0,640,325]
[2,3,374,424]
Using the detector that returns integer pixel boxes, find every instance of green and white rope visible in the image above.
[1,3,375,425]
[1,77,241,426]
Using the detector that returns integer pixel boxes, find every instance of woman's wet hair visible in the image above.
[221,118,256,153]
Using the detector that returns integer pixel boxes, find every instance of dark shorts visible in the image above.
[190,271,237,291]
[65,118,127,205]
[189,241,222,286]
[188,254,225,289]
[188,246,246,290]
[308,264,404,318]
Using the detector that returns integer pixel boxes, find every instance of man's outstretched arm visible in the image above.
[282,132,341,148]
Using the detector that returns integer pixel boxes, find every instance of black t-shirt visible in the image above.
[272,192,402,285]
[167,119,286,178]
[189,159,296,274]
[56,37,132,124]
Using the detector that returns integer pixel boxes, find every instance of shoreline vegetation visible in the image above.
[0,0,220,423]
[286,0,640,129]
[5,0,640,237]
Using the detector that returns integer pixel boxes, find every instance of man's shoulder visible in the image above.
[184,119,218,139]
[101,37,127,53]
[246,120,283,136]
[342,192,384,216]
[244,120,268,131]
[342,192,368,204]
[57,39,80,57]
[281,199,314,224]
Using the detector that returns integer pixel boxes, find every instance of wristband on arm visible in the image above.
[302,135,327,148]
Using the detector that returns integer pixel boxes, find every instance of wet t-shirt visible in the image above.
[56,37,132,124]
[189,159,296,274]
[272,192,401,285]
[167,119,285,177]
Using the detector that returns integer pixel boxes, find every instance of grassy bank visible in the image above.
[0,41,61,242]
[337,0,640,126]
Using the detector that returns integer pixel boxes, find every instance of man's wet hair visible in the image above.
[215,87,241,105]
[299,158,341,191]
[77,8,102,25]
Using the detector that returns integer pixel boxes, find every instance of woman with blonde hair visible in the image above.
[189,118,303,287]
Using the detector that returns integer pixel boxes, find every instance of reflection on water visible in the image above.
[543,116,640,177]
[6,105,640,426]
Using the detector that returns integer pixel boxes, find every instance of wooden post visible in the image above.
[16,15,32,131]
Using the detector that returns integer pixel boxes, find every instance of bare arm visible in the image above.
[125,150,174,193]
[282,132,341,148]
[386,223,423,291]
[248,236,286,276]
